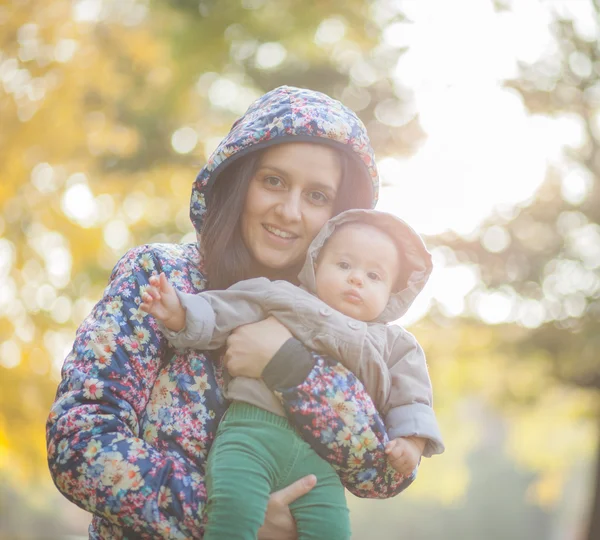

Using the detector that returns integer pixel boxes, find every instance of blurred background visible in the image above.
[0,0,599,538]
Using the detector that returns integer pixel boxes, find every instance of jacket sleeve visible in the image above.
[268,346,416,499]
[164,279,391,411]
[382,327,445,458]
[158,278,270,351]
[46,247,207,538]
[250,283,394,410]
[298,330,392,415]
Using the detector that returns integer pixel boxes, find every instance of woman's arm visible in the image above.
[271,352,414,498]
[48,246,312,538]
[149,277,393,415]
[46,245,208,538]
[225,319,413,499]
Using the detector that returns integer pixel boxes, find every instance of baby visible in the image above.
[141,209,444,539]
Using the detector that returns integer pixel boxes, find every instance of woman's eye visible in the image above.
[264,176,283,188]
[337,262,350,270]
[307,191,328,205]
[367,272,381,281]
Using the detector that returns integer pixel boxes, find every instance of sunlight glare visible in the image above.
[171,126,198,155]
[314,18,346,46]
[255,42,287,70]
[61,182,98,227]
[567,225,600,269]
[45,330,75,378]
[552,0,599,42]
[0,238,15,278]
[46,245,72,289]
[481,226,511,254]
[31,163,60,193]
[396,251,480,326]
[380,0,570,238]
[432,264,480,317]
[73,0,103,22]
[561,166,594,206]
[474,289,516,324]
[0,277,17,317]
[517,299,546,329]
[103,219,131,251]
[0,340,21,369]
[51,296,73,324]
[36,284,57,311]
[209,78,239,108]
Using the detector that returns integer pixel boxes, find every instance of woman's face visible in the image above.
[241,142,343,276]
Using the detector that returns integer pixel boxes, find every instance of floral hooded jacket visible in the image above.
[47,86,408,539]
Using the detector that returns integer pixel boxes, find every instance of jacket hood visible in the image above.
[190,86,379,234]
[298,209,433,323]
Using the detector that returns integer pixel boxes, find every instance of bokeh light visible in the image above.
[1,0,598,537]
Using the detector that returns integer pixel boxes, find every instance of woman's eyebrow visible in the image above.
[258,165,337,193]
[256,165,286,175]
[306,175,339,194]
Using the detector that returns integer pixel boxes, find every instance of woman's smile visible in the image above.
[262,223,299,241]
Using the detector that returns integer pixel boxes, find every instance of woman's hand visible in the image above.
[258,475,317,540]
[224,316,293,378]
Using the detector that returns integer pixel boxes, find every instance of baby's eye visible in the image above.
[367,272,381,281]
[337,261,350,270]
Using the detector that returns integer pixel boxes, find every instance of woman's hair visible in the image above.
[333,151,373,216]
[201,144,372,290]
[200,151,263,290]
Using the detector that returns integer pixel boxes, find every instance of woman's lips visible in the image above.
[262,223,299,245]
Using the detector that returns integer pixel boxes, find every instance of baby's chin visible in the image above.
[334,302,377,322]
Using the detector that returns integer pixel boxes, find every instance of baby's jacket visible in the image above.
[161,209,444,457]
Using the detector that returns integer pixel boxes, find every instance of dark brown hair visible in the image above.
[201,144,372,290]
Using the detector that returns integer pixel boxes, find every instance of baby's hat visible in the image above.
[298,209,433,323]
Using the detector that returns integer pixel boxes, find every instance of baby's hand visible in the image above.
[384,437,425,477]
[140,272,186,332]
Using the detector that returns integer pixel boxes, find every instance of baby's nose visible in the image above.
[348,273,363,286]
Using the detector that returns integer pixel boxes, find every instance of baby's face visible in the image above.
[314,223,400,322]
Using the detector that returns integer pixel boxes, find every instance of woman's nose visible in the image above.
[275,194,302,222]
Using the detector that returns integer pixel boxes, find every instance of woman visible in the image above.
[47,86,409,539]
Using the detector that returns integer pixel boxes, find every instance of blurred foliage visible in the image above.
[349,443,553,540]
[415,319,596,511]
[0,0,597,537]
[0,0,425,507]
[429,3,600,388]
[426,1,600,535]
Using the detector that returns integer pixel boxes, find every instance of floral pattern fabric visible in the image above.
[190,85,379,234]
[47,86,408,539]
[47,243,408,539]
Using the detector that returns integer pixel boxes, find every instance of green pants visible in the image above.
[204,401,350,540]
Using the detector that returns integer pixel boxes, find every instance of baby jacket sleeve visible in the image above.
[265,284,393,406]
[383,327,445,458]
[158,277,272,351]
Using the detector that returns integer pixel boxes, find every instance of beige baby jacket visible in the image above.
[161,209,444,457]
